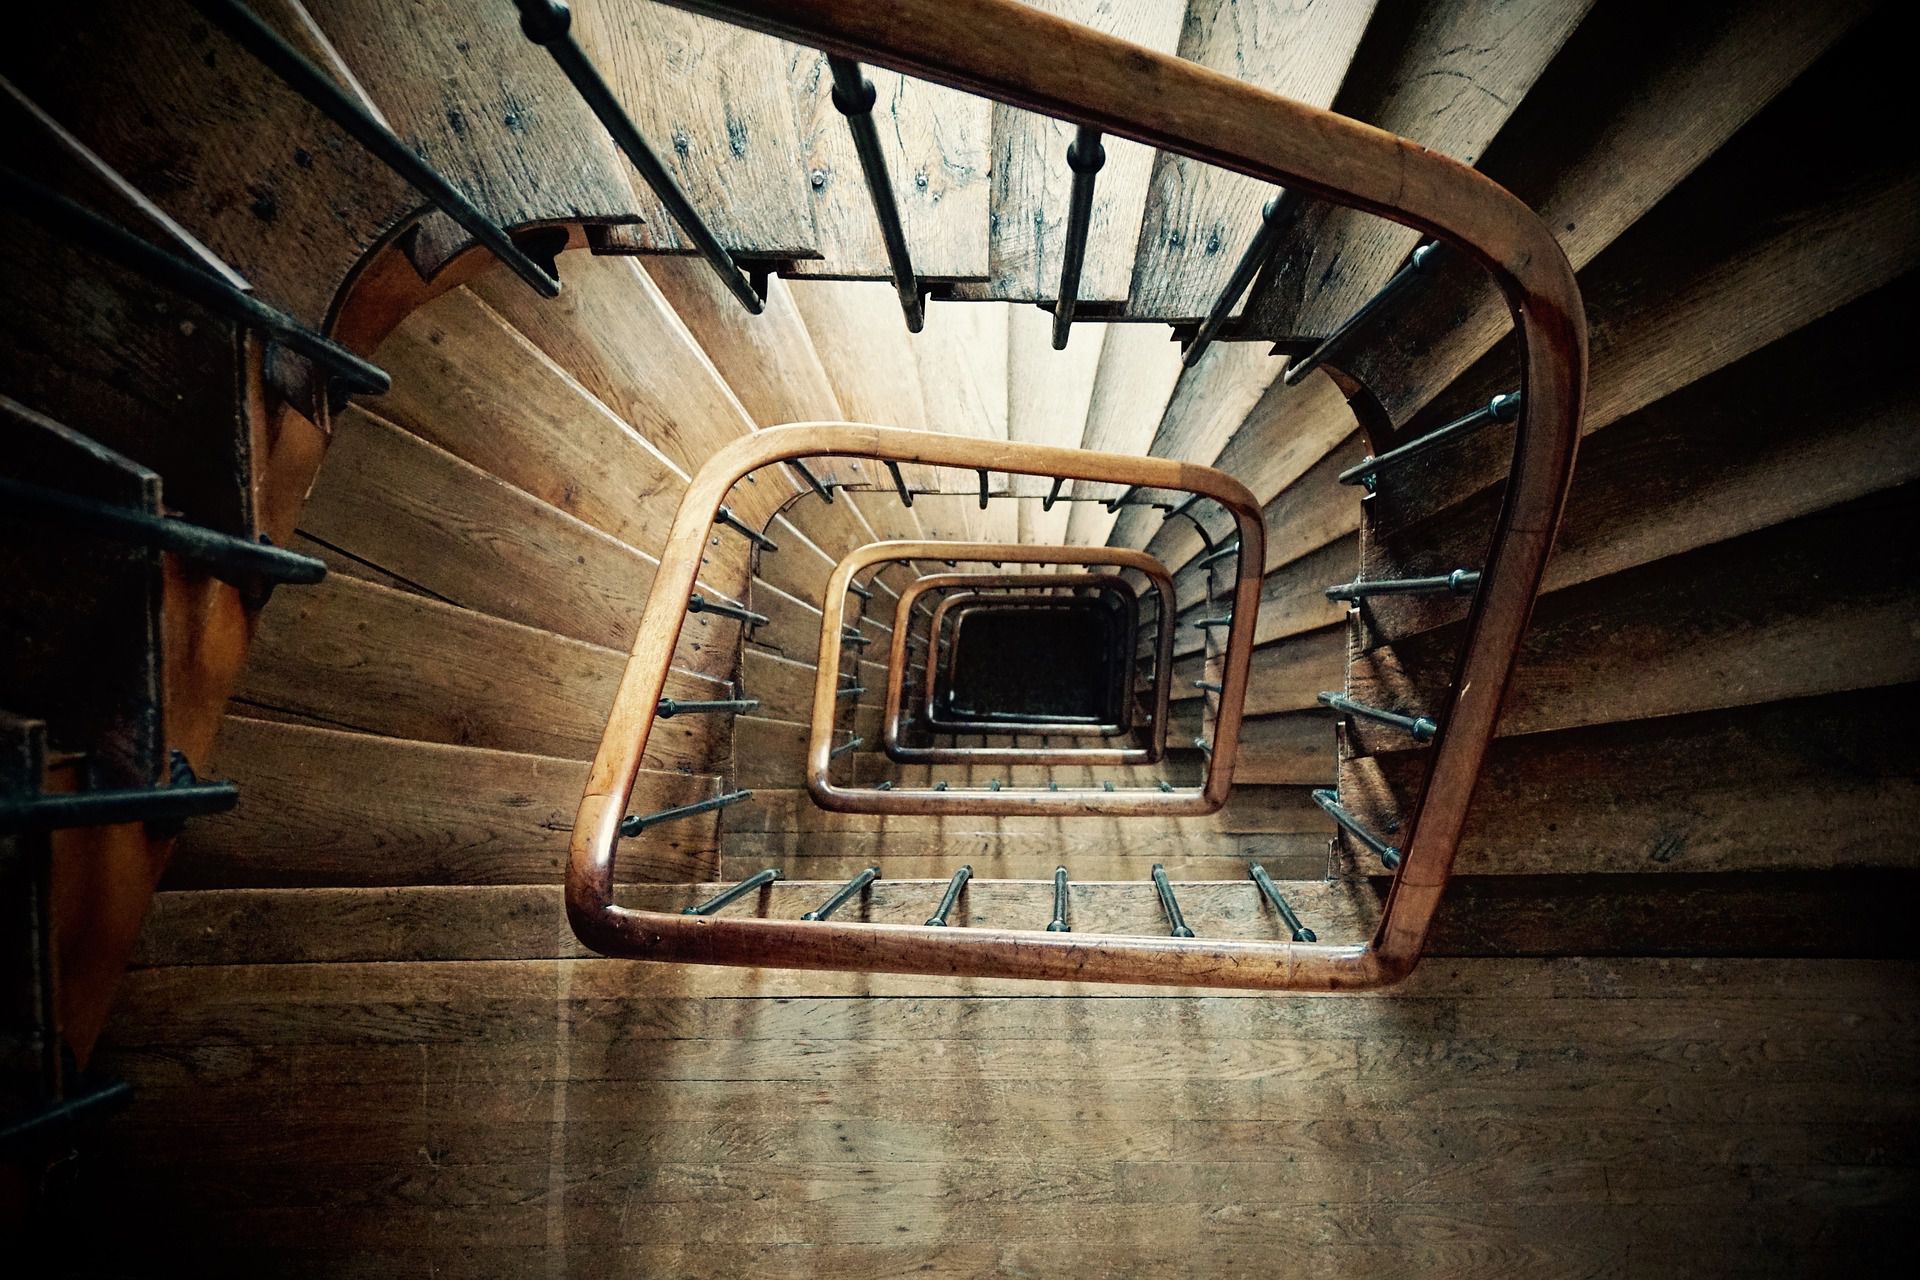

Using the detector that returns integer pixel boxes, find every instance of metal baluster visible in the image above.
[715,505,778,551]
[1182,193,1292,368]
[621,789,753,837]
[1104,486,1138,514]
[1052,125,1105,349]
[884,460,915,506]
[1193,737,1211,755]
[1196,615,1233,631]
[1046,866,1070,932]
[0,168,388,397]
[841,627,871,648]
[1161,495,1216,553]
[925,865,973,926]
[682,868,780,916]
[1283,242,1437,386]
[829,735,864,759]
[1318,691,1436,743]
[688,593,768,626]
[1311,789,1401,870]
[1043,476,1067,512]
[1249,863,1316,942]
[511,0,766,311]
[192,0,558,298]
[1340,391,1520,489]
[835,684,867,700]
[977,468,991,510]
[787,458,833,502]
[802,866,879,921]
[1157,779,1175,793]
[0,749,236,835]
[1151,864,1195,938]
[1325,569,1480,603]
[656,697,759,718]
[849,582,873,601]
[0,478,326,590]
[1193,680,1223,694]
[826,56,924,331]
[1197,541,1240,571]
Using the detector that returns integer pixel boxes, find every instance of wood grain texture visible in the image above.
[985,0,1184,301]
[1123,0,1377,319]
[569,1,817,256]
[305,0,652,279]
[1064,323,1186,545]
[1342,685,1920,877]
[79,956,1917,1271]
[1007,307,1105,544]
[168,716,719,888]
[787,47,991,279]
[237,571,730,771]
[1243,0,1593,337]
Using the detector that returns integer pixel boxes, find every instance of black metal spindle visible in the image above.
[826,55,923,331]
[620,788,753,837]
[1104,486,1139,514]
[656,697,759,718]
[0,168,388,396]
[1195,615,1233,631]
[191,0,558,298]
[0,478,326,589]
[829,735,864,759]
[977,468,990,510]
[1151,864,1195,938]
[1043,475,1067,511]
[1324,570,1480,603]
[790,459,836,503]
[1283,242,1438,387]
[849,582,873,601]
[0,768,237,836]
[1318,691,1436,743]
[1193,736,1211,755]
[924,864,972,927]
[715,505,778,551]
[511,0,766,311]
[802,866,879,921]
[1051,125,1105,349]
[1339,390,1522,489]
[1182,193,1291,368]
[682,868,780,916]
[1311,789,1402,870]
[1249,862,1316,942]
[841,627,871,648]
[1193,680,1223,694]
[1197,541,1240,571]
[687,593,768,627]
[1158,779,1175,793]
[835,684,867,700]
[884,460,915,506]
[1046,866,1070,932]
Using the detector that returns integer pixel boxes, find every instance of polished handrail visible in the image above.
[924,591,1133,736]
[570,0,1586,990]
[869,555,1191,769]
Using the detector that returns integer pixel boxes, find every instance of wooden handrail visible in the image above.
[571,0,1585,990]
[814,540,1233,805]
[885,567,1173,753]
[918,583,1137,737]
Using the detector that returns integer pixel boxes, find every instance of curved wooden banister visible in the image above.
[840,545,1182,767]
[565,0,1584,989]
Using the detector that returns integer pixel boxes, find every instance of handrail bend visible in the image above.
[569,0,1586,990]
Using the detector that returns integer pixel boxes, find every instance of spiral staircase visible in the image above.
[2,0,1915,1271]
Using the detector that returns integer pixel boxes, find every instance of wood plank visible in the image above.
[238,571,730,771]
[568,2,816,256]
[369,286,715,563]
[726,785,1326,836]
[1341,685,1920,877]
[1006,306,1103,545]
[4,0,418,329]
[1348,491,1920,747]
[168,717,718,888]
[1243,0,1593,338]
[787,47,991,280]
[1362,277,1920,642]
[1122,0,1377,319]
[304,0,652,278]
[1064,323,1187,546]
[298,406,660,654]
[984,0,1185,302]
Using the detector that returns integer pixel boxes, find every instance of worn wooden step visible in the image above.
[168,716,720,889]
